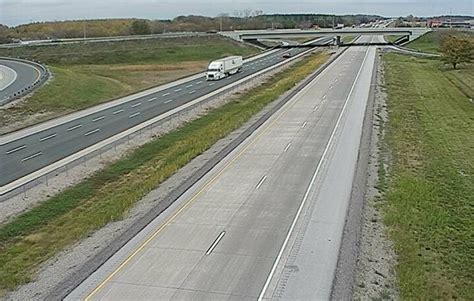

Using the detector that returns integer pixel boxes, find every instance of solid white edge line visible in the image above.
[0,45,318,195]
[0,48,282,144]
[257,46,371,301]
[0,64,17,91]
[205,231,226,255]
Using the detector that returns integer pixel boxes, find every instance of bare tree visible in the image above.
[243,9,252,18]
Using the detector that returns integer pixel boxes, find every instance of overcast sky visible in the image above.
[1,0,473,26]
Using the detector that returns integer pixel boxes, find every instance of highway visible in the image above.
[0,32,212,49]
[0,58,42,105]
[66,35,378,300]
[0,64,17,91]
[0,38,333,189]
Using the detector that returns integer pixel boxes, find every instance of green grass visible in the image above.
[405,30,474,54]
[0,52,329,295]
[342,36,356,43]
[0,36,259,131]
[23,66,128,112]
[0,36,256,65]
[384,35,403,43]
[381,53,473,299]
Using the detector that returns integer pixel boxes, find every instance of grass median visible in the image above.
[381,53,473,299]
[0,51,329,295]
[0,36,258,132]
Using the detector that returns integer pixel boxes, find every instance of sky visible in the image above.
[1,0,473,26]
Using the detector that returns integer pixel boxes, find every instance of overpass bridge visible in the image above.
[222,28,430,46]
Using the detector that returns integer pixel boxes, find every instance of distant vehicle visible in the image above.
[206,56,243,81]
[334,23,345,29]
[206,30,218,34]
[282,52,292,59]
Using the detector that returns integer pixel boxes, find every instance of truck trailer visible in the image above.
[206,56,243,81]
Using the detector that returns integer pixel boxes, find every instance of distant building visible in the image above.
[428,18,473,28]
[428,18,443,27]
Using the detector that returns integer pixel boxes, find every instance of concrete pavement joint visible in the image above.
[0,45,314,197]
[45,47,349,301]
[258,46,370,301]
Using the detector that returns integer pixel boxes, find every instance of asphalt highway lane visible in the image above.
[0,38,332,187]
[66,37,377,300]
[0,59,41,104]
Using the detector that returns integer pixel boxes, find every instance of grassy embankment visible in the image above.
[0,51,329,295]
[0,36,258,131]
[342,35,356,43]
[384,35,403,43]
[381,52,473,299]
[405,29,474,54]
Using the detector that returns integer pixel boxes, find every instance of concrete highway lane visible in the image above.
[0,58,41,104]
[0,38,332,188]
[67,36,377,300]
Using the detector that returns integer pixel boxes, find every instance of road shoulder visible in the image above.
[333,49,399,300]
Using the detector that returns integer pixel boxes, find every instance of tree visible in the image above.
[440,35,473,69]
[0,24,12,43]
[130,19,151,35]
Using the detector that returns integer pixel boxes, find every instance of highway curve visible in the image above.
[0,58,47,106]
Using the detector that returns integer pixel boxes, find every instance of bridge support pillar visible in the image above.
[334,36,341,46]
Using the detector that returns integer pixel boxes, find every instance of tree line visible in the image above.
[0,14,383,42]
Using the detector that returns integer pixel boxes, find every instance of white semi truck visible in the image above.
[206,56,243,81]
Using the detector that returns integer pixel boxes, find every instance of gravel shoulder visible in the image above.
[331,49,399,300]
[3,50,328,300]
[352,51,399,300]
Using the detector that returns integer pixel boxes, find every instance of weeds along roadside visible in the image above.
[380,53,473,299]
[0,51,329,295]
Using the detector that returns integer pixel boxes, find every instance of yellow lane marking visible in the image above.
[85,54,335,300]
[85,88,306,301]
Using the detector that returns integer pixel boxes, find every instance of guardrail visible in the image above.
[0,57,50,106]
[0,45,317,201]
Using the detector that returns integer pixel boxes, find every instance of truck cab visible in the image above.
[206,62,225,81]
